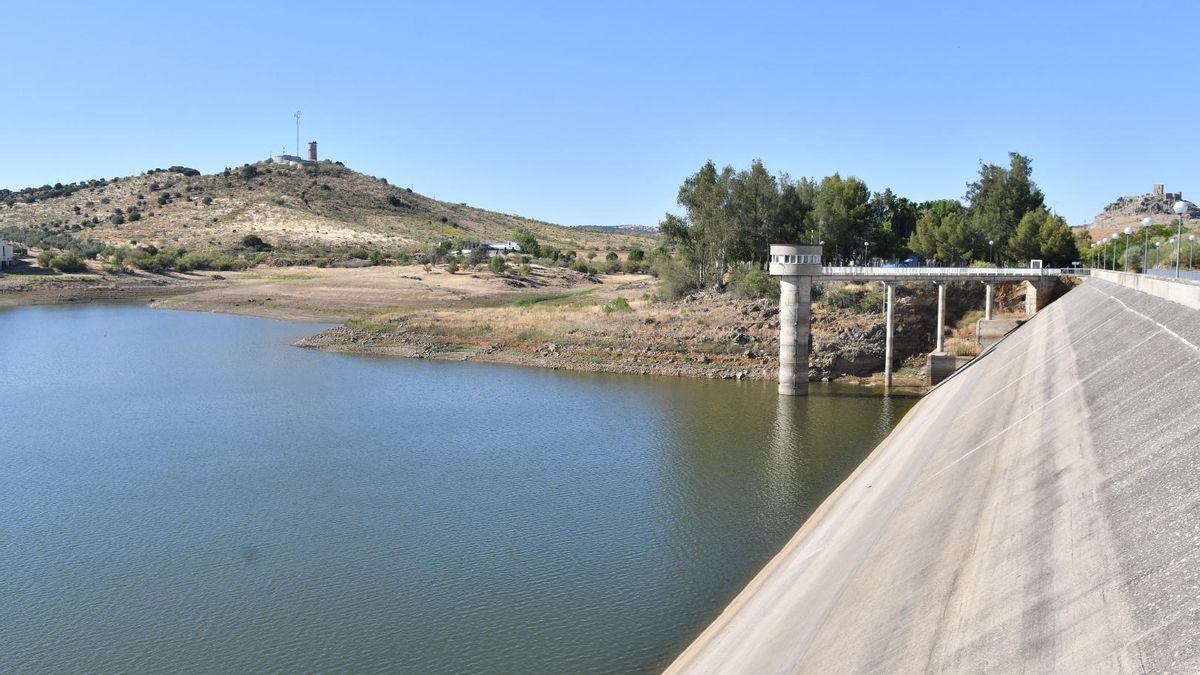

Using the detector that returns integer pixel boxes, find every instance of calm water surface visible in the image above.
[1,305,915,673]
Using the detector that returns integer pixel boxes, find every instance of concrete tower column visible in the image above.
[778,275,812,396]
[768,244,823,396]
[984,282,994,321]
[884,282,895,387]
[935,282,946,354]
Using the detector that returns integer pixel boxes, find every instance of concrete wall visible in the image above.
[669,277,1200,673]
[1092,268,1200,309]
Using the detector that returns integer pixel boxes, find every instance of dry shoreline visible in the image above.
[1,263,934,388]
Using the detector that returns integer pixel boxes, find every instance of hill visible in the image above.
[1089,184,1200,237]
[0,160,652,260]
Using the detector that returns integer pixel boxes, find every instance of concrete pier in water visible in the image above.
[768,245,822,396]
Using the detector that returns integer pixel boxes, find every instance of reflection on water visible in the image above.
[0,305,916,674]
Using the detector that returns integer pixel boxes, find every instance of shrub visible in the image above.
[622,259,648,274]
[446,259,459,274]
[628,248,645,262]
[605,251,618,262]
[605,261,621,274]
[36,250,54,267]
[571,259,591,274]
[349,246,369,260]
[201,196,213,205]
[239,165,259,179]
[469,247,489,265]
[603,296,633,313]
[368,250,385,265]
[110,213,125,225]
[131,251,177,273]
[858,286,885,312]
[240,234,273,252]
[489,254,507,274]
[656,258,700,300]
[176,251,213,271]
[49,251,87,272]
[734,268,778,300]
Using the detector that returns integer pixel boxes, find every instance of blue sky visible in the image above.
[2,1,1196,227]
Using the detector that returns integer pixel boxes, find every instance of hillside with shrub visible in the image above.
[0,160,652,269]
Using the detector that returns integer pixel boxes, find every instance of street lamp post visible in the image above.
[1112,232,1121,271]
[863,241,870,266]
[1142,217,1152,273]
[1174,201,1188,278]
[989,239,994,264]
[1102,238,1108,270]
[1191,234,1196,271]
[1123,226,1134,272]
[1155,241,1161,269]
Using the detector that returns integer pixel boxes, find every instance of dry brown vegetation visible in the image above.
[0,161,652,257]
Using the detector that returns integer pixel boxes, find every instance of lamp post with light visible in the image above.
[1123,226,1133,271]
[1155,241,1161,269]
[989,239,994,265]
[1112,232,1122,271]
[1174,201,1188,278]
[1142,217,1152,272]
[1102,238,1108,270]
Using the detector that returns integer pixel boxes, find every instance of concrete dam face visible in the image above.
[669,275,1200,673]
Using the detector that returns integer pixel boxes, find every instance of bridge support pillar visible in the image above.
[984,282,994,321]
[884,281,895,387]
[769,244,823,396]
[935,282,946,354]
[1024,279,1055,316]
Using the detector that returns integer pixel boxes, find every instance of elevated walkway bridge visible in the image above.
[767,244,1090,395]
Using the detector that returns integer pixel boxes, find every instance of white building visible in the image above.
[0,240,12,269]
[459,241,524,258]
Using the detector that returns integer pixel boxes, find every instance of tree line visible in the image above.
[659,152,1079,290]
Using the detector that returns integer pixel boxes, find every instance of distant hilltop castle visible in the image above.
[1090,183,1198,232]
[1152,183,1183,202]
[271,141,319,168]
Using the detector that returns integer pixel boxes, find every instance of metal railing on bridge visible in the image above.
[821,266,1090,279]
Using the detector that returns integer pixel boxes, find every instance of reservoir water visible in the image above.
[1,305,916,673]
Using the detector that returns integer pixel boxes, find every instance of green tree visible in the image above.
[1038,212,1079,267]
[776,175,818,246]
[513,228,541,257]
[728,160,780,263]
[965,152,1045,260]
[910,200,976,263]
[1009,210,1044,263]
[813,174,872,263]
[659,160,735,287]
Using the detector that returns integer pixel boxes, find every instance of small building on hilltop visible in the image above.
[0,240,13,269]
[271,141,319,168]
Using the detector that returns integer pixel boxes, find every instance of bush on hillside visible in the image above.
[48,251,87,273]
[734,267,778,300]
[489,254,508,275]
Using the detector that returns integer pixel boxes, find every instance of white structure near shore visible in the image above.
[459,241,523,258]
[0,240,13,269]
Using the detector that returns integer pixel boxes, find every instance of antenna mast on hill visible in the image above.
[294,110,302,157]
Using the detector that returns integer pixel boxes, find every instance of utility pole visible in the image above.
[294,110,302,157]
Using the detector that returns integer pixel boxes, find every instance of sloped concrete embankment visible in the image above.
[668,276,1200,674]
